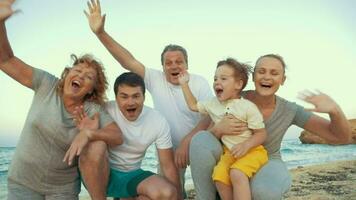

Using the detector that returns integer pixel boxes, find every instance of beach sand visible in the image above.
[79,160,356,200]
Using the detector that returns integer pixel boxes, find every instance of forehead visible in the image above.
[117,85,143,95]
[72,63,97,74]
[163,50,185,61]
[215,65,235,75]
[256,57,284,71]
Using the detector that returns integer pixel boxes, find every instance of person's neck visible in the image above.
[252,91,276,109]
[63,96,83,114]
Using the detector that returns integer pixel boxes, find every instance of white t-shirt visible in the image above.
[106,101,172,172]
[144,68,213,146]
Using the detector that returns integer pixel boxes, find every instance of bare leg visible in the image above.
[136,196,151,200]
[137,175,177,200]
[215,181,233,200]
[79,141,108,200]
[230,169,251,200]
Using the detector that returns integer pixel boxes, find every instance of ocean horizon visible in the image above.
[1,138,356,199]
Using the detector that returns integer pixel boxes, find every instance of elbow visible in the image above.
[334,126,353,145]
[337,135,352,145]
[188,104,198,112]
[107,132,124,147]
[112,136,124,146]
[0,52,14,66]
[328,134,352,145]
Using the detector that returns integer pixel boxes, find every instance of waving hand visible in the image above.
[84,0,105,34]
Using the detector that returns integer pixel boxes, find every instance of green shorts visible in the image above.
[107,168,155,198]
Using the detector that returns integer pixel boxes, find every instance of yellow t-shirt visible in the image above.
[197,97,264,150]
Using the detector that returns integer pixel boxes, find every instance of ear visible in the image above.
[235,79,243,90]
[281,75,286,85]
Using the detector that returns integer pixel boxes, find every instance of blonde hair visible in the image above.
[56,54,108,105]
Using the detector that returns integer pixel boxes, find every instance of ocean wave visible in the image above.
[0,169,8,175]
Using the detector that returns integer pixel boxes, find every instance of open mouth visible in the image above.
[215,88,223,96]
[260,83,272,88]
[171,72,179,77]
[126,108,137,114]
[71,80,81,88]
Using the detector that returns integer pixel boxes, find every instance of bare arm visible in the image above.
[85,0,145,77]
[86,122,123,147]
[158,148,182,200]
[0,1,33,88]
[209,114,248,138]
[178,71,198,112]
[175,115,211,168]
[230,128,266,158]
[300,91,351,144]
[64,111,123,165]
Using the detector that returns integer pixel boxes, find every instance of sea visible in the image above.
[0,139,355,199]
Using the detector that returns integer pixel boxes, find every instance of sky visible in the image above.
[1,0,356,146]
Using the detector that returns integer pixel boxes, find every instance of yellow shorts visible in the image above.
[212,145,268,185]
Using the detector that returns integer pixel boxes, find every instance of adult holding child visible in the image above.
[0,1,123,199]
[179,58,268,200]
[84,0,213,196]
[190,54,352,200]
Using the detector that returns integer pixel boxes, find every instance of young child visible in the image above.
[178,58,268,200]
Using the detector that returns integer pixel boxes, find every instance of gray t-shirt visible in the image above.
[263,96,312,159]
[8,68,113,195]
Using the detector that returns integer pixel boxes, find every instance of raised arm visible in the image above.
[0,0,33,88]
[300,90,352,144]
[178,71,199,112]
[84,0,145,77]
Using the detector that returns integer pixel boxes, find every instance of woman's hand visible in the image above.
[0,0,17,21]
[298,90,339,114]
[84,0,105,34]
[210,114,248,138]
[63,106,100,165]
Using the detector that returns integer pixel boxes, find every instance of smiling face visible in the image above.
[253,57,286,97]
[63,63,97,101]
[116,84,145,121]
[162,50,188,85]
[213,65,243,101]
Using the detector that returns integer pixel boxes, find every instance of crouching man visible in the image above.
[79,72,181,200]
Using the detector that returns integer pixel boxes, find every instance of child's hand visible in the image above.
[231,141,250,158]
[178,70,189,85]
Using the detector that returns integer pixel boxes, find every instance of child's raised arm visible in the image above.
[178,71,198,112]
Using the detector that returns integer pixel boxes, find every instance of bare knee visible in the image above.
[149,184,177,200]
[230,169,248,185]
[79,141,107,167]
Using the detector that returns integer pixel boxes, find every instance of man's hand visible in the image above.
[84,0,105,34]
[174,136,190,168]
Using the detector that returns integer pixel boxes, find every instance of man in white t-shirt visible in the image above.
[106,72,181,199]
[84,0,213,195]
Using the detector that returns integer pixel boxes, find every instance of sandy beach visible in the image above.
[283,160,356,200]
[79,160,356,200]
